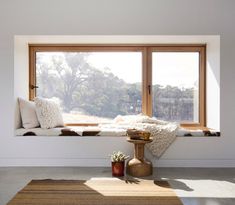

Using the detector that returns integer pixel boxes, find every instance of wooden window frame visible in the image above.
[29,44,206,127]
[147,45,206,128]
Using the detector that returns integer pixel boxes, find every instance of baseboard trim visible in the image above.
[0,158,110,167]
[155,159,235,167]
[1,158,235,167]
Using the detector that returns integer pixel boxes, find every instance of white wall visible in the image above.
[0,0,234,167]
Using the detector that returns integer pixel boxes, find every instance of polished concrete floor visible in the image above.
[0,167,235,205]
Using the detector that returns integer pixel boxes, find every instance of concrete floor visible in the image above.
[0,167,235,205]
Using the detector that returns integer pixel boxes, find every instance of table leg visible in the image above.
[126,143,152,177]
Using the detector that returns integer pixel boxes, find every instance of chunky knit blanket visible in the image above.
[111,115,179,158]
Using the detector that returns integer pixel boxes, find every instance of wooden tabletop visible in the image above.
[127,137,153,144]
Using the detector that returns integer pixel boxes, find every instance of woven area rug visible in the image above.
[7,179,183,205]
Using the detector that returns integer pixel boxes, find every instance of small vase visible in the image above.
[112,161,125,177]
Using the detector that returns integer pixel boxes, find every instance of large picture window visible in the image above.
[29,44,206,127]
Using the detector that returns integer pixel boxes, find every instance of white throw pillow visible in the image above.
[35,97,64,129]
[18,98,40,129]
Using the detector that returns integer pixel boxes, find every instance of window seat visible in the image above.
[15,126,220,137]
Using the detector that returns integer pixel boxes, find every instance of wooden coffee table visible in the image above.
[126,138,153,177]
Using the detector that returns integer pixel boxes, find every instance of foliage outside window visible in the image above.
[29,45,206,127]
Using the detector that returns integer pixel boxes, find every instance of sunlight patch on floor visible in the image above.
[169,179,235,198]
[85,178,175,197]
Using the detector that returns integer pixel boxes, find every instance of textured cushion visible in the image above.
[18,98,40,129]
[35,97,64,129]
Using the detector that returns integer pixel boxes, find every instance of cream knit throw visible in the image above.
[111,114,179,158]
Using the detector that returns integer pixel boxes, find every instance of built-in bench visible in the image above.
[15,126,220,137]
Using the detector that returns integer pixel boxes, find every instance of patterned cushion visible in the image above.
[177,128,220,137]
[15,126,220,137]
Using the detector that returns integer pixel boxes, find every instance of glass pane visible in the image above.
[36,52,142,123]
[152,52,199,123]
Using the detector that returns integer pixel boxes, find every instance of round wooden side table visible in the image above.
[126,138,153,177]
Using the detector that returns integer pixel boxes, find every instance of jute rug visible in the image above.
[7,178,183,205]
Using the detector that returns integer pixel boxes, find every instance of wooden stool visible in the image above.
[126,138,153,177]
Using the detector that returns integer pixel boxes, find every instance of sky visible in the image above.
[152,52,199,88]
[37,51,199,88]
[88,51,199,88]
[87,52,142,84]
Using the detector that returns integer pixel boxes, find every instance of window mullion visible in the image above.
[142,47,148,116]
[147,47,152,116]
